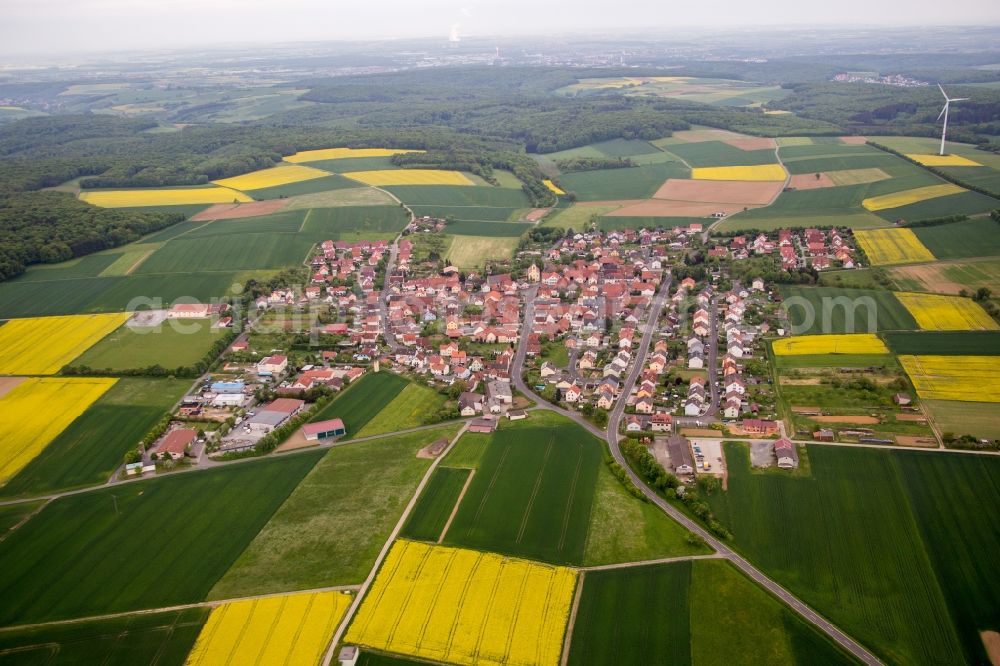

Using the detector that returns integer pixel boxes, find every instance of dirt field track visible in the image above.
[653,179,784,204]
[191,199,290,221]
[0,377,26,400]
[809,415,881,424]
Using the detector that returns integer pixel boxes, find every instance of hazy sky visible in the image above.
[2,0,999,56]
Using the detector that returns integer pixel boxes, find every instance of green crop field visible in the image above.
[568,559,855,666]
[778,286,917,334]
[409,205,521,222]
[11,253,122,282]
[0,378,189,498]
[598,215,708,231]
[922,399,1000,440]
[913,218,1000,259]
[72,320,226,371]
[354,382,448,438]
[441,416,602,565]
[400,466,471,542]
[882,331,1000,355]
[309,372,409,439]
[0,500,44,537]
[181,209,307,238]
[543,204,618,231]
[771,352,898,370]
[440,432,490,469]
[209,425,459,599]
[0,452,321,625]
[134,232,315,274]
[446,235,520,268]
[891,258,1000,294]
[708,443,988,665]
[873,190,1000,221]
[666,140,777,167]
[557,162,688,202]
[0,607,209,666]
[0,271,251,318]
[139,220,212,243]
[386,185,531,208]
[304,156,401,172]
[283,187,397,209]
[444,220,532,237]
[582,462,709,566]
[301,205,409,238]
[718,211,890,232]
[242,173,358,200]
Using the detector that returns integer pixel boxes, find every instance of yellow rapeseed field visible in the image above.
[0,314,131,375]
[343,170,474,186]
[691,165,786,181]
[861,183,965,211]
[80,188,251,208]
[899,355,1000,402]
[905,154,982,167]
[854,228,936,266]
[0,377,116,483]
[186,590,351,666]
[772,334,889,356]
[285,147,424,163]
[896,293,999,331]
[543,179,566,195]
[346,540,577,666]
[211,165,331,191]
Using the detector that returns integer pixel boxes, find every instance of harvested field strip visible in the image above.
[862,183,966,211]
[826,167,891,186]
[0,377,116,485]
[899,355,1000,402]
[772,334,889,356]
[79,187,251,207]
[691,165,786,181]
[788,173,835,189]
[0,313,130,375]
[345,540,576,666]
[652,178,783,204]
[606,201,746,217]
[190,199,290,221]
[187,591,352,665]
[285,148,423,163]
[212,164,331,191]
[345,170,473,186]
[855,228,936,266]
[906,154,982,167]
[896,292,999,331]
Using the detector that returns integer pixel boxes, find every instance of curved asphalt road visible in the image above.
[512,280,881,665]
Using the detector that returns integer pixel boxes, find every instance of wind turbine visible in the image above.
[937,84,969,156]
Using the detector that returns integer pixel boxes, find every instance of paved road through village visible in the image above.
[512,278,882,665]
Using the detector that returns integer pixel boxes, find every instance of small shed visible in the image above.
[302,419,346,441]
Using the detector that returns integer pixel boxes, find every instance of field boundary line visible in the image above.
[437,468,475,544]
[579,553,724,572]
[321,423,469,666]
[557,451,584,553]
[0,584,361,635]
[123,250,155,276]
[560,571,586,666]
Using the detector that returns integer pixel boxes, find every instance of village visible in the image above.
[124,220,860,484]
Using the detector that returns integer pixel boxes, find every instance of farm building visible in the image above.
[468,417,498,434]
[303,419,346,441]
[247,398,305,433]
[156,428,197,460]
[666,434,694,475]
[168,303,211,319]
[211,393,246,408]
[257,355,289,376]
[775,438,799,469]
